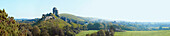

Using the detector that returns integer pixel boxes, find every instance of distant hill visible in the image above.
[59,13,85,21]
[59,13,112,25]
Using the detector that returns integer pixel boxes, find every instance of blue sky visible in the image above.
[1,0,170,22]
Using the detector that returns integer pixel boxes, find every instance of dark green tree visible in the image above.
[32,26,41,36]
[50,27,64,36]
[97,29,105,36]
[83,25,88,30]
[105,31,110,36]
[110,30,114,36]
[90,33,97,36]
[110,26,116,31]
[58,28,65,36]
[86,34,90,36]
[41,29,50,36]
[87,23,94,30]
[159,26,162,30]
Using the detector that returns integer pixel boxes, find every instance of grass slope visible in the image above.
[59,13,85,21]
[76,30,98,36]
[115,30,170,36]
[33,15,71,29]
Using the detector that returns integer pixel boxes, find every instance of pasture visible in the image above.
[115,30,170,36]
[76,30,98,36]
[76,30,170,36]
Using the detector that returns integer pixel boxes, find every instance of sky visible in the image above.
[1,0,170,22]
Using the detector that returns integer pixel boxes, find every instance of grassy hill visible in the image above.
[33,14,71,29]
[59,13,85,21]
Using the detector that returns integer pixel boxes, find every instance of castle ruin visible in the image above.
[53,7,59,17]
[41,7,59,20]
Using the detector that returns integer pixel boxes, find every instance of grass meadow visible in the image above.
[115,30,170,36]
[76,30,170,36]
[76,30,98,36]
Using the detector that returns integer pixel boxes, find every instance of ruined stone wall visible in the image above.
[53,7,59,17]
[41,7,59,21]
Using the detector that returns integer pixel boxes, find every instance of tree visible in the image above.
[109,26,115,36]
[103,23,108,30]
[94,23,104,30]
[105,31,110,36]
[97,29,105,36]
[0,9,27,36]
[110,26,116,31]
[87,23,94,30]
[27,30,33,36]
[90,33,97,36]
[58,28,64,36]
[3,9,5,12]
[32,26,41,36]
[50,27,64,36]
[83,25,88,30]
[159,26,162,30]
[110,30,114,36]
[41,29,50,36]
[8,17,16,24]
[86,34,90,36]
[87,23,104,30]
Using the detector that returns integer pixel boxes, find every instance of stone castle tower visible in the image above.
[53,7,59,17]
[41,7,60,21]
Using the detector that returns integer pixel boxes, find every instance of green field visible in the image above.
[76,30,170,36]
[115,30,170,36]
[76,30,98,36]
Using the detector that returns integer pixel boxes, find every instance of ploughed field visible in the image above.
[76,30,170,36]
